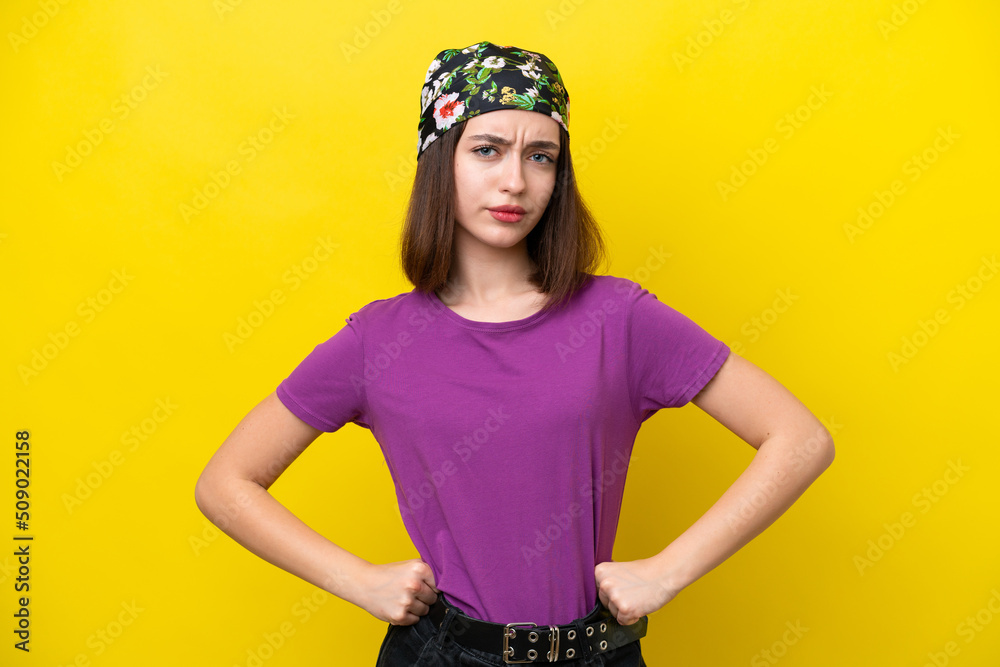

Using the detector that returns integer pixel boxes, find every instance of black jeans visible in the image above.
[375,594,647,666]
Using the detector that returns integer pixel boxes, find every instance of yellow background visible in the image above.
[3,0,999,664]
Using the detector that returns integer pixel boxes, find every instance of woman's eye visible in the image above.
[473,146,554,163]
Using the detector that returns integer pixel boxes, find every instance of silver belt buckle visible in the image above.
[503,622,536,664]
[546,625,560,661]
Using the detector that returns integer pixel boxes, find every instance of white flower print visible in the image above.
[433,92,465,130]
[525,86,539,99]
[422,74,450,113]
[424,58,441,83]
[422,132,438,151]
[517,62,541,80]
[552,110,567,131]
[482,56,506,69]
[421,81,438,113]
[463,59,479,71]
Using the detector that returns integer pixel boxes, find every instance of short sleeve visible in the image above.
[626,283,730,423]
[275,313,370,433]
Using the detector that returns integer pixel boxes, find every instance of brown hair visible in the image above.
[398,117,609,315]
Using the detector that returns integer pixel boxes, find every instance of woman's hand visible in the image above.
[355,559,439,625]
[594,557,680,626]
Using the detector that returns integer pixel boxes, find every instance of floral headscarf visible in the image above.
[417,41,570,161]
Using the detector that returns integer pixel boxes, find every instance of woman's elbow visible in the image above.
[823,437,835,470]
[194,466,234,520]
[782,420,835,477]
[810,424,836,472]
[194,470,218,518]
[194,467,259,530]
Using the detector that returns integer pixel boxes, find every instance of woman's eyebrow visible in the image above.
[466,133,559,151]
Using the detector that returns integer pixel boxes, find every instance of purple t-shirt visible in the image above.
[275,273,729,626]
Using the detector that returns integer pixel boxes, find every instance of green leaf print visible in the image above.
[512,94,536,110]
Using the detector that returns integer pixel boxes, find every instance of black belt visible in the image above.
[428,596,648,664]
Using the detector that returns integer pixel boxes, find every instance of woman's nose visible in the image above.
[498,154,526,194]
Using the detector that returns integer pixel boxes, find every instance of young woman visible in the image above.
[195,41,835,666]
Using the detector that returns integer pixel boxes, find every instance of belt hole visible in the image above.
[528,631,538,643]
[600,640,608,650]
[586,626,594,637]
[567,629,576,640]
[527,649,538,659]
[600,622,607,633]
[566,648,576,658]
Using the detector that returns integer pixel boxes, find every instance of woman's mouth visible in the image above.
[488,206,525,223]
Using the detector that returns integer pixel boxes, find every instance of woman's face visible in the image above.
[452,109,560,255]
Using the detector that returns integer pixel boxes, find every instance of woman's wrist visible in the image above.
[647,548,693,596]
[320,553,374,607]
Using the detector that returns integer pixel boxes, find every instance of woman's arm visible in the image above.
[194,391,438,625]
[595,351,835,625]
